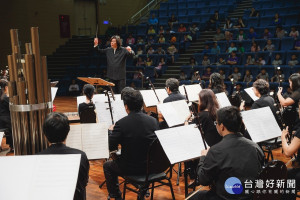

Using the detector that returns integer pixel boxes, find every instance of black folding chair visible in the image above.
[122,138,175,200]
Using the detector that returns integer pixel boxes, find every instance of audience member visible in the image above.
[136,57,146,67]
[256,68,269,81]
[225,30,233,41]
[237,29,246,41]
[191,71,201,83]
[219,69,226,80]
[289,26,299,40]
[263,39,275,53]
[223,18,233,30]
[227,51,238,65]
[134,46,144,60]
[68,79,80,96]
[133,69,143,80]
[243,70,253,83]
[216,57,226,66]
[262,28,272,40]
[248,27,258,40]
[189,23,199,41]
[170,34,177,44]
[272,53,282,67]
[148,14,158,25]
[206,11,219,31]
[245,55,255,66]
[126,34,135,45]
[179,71,187,80]
[211,42,220,54]
[226,42,237,53]
[158,25,165,34]
[202,44,211,54]
[233,17,245,29]
[155,57,165,78]
[167,44,177,63]
[213,28,225,41]
[157,33,165,44]
[189,57,198,67]
[237,43,245,53]
[255,56,266,66]
[202,67,212,81]
[145,57,153,66]
[147,25,156,34]
[229,67,241,82]
[295,40,300,50]
[202,54,211,66]
[147,46,155,55]
[275,25,286,39]
[155,46,165,55]
[178,23,187,32]
[272,13,282,26]
[251,41,261,52]
[271,69,284,83]
[168,14,178,29]
[136,36,144,44]
[249,8,259,17]
[288,54,299,66]
[38,113,90,200]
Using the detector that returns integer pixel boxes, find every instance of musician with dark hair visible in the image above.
[208,73,226,94]
[0,79,13,150]
[163,78,185,103]
[38,113,90,200]
[189,106,264,200]
[94,35,135,94]
[78,84,97,123]
[277,73,300,129]
[240,79,280,126]
[103,90,159,200]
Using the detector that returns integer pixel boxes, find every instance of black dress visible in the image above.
[0,95,12,147]
[78,102,97,123]
[197,111,222,147]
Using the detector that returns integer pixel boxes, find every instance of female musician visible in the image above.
[277,73,300,129]
[0,79,13,150]
[78,84,97,123]
[282,125,300,192]
[240,79,280,126]
[186,89,222,146]
[208,73,226,94]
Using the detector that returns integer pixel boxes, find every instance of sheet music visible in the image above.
[155,89,169,102]
[157,100,190,127]
[244,87,259,101]
[111,94,127,122]
[51,87,58,102]
[241,107,282,143]
[140,89,159,107]
[179,84,202,102]
[215,92,231,108]
[81,123,109,159]
[155,124,206,164]
[0,154,80,200]
[67,123,109,159]
[0,132,4,147]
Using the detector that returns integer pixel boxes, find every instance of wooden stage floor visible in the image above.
[0,96,297,200]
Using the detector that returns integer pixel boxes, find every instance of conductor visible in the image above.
[94,35,135,93]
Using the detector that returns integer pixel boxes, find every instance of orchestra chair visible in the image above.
[253,160,287,200]
[122,138,175,200]
[79,105,97,123]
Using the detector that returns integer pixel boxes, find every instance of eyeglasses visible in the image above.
[214,121,218,126]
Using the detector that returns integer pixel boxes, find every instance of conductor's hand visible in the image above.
[126,46,132,52]
[281,126,289,139]
[94,38,99,47]
[277,87,283,96]
[108,124,115,131]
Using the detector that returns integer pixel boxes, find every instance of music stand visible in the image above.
[77,77,115,86]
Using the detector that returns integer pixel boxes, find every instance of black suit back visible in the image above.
[109,111,159,175]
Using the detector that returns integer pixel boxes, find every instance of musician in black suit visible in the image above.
[103,90,159,200]
[94,35,135,94]
[189,106,264,200]
[163,78,185,103]
[240,79,280,126]
[38,113,90,200]
[208,73,226,94]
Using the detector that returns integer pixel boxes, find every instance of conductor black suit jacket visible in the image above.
[95,46,134,80]
[38,143,90,200]
[109,110,159,175]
